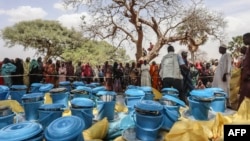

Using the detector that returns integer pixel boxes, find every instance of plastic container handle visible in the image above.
[80,109,94,119]
[132,112,164,131]
[38,112,54,126]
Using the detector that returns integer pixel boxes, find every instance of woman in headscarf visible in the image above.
[140,60,151,86]
[29,59,40,84]
[1,58,16,87]
[12,58,24,85]
[150,61,160,90]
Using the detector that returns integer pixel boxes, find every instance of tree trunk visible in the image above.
[135,28,144,62]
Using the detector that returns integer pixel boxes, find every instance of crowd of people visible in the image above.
[0,33,249,109]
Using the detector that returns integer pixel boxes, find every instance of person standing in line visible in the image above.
[150,61,160,90]
[1,58,16,87]
[58,62,67,82]
[159,45,187,103]
[238,33,250,109]
[103,61,113,90]
[23,57,30,90]
[140,60,151,87]
[211,44,232,106]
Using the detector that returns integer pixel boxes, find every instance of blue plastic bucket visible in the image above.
[10,85,27,104]
[0,85,10,100]
[96,100,115,121]
[139,86,154,100]
[92,86,106,95]
[0,113,15,129]
[71,98,94,129]
[0,121,43,141]
[161,88,179,97]
[211,97,226,112]
[72,81,85,89]
[22,93,44,121]
[45,116,85,141]
[59,81,71,92]
[161,105,180,130]
[49,88,69,108]
[72,86,92,99]
[125,96,143,108]
[187,96,211,120]
[134,100,163,141]
[38,104,64,129]
[39,83,54,94]
[30,83,43,93]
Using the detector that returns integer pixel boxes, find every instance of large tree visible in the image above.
[61,40,130,65]
[1,19,84,62]
[177,7,226,63]
[64,0,226,62]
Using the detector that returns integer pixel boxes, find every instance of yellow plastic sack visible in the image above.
[44,93,52,104]
[62,109,71,116]
[165,120,211,141]
[229,68,241,109]
[152,88,162,100]
[113,136,125,141]
[83,117,109,140]
[0,100,24,113]
[211,113,232,140]
[115,103,128,113]
[233,97,250,123]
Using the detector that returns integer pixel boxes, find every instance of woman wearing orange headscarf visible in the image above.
[150,61,160,90]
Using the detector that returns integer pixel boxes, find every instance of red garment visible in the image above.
[150,64,160,90]
[0,62,4,85]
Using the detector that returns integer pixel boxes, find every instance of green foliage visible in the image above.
[228,36,244,58]
[61,40,130,66]
[1,19,84,61]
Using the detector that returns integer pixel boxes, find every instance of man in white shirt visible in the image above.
[159,45,187,103]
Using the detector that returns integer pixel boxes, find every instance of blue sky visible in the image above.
[0,0,250,62]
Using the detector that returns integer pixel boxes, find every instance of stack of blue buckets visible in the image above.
[96,91,116,121]
[188,88,228,120]
[134,100,164,141]
[124,88,145,114]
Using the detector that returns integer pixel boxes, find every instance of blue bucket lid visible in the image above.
[190,89,214,98]
[0,121,43,141]
[39,84,54,92]
[161,88,179,93]
[71,98,94,107]
[92,86,106,93]
[206,87,224,92]
[31,83,43,87]
[49,87,67,93]
[96,90,116,96]
[39,103,65,111]
[85,83,96,88]
[127,85,139,89]
[59,81,71,86]
[125,89,145,96]
[10,85,27,90]
[45,116,85,140]
[0,85,9,92]
[139,86,152,92]
[76,86,92,92]
[72,81,85,86]
[135,100,163,111]
[90,82,100,86]
[162,95,186,107]
[22,93,44,99]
